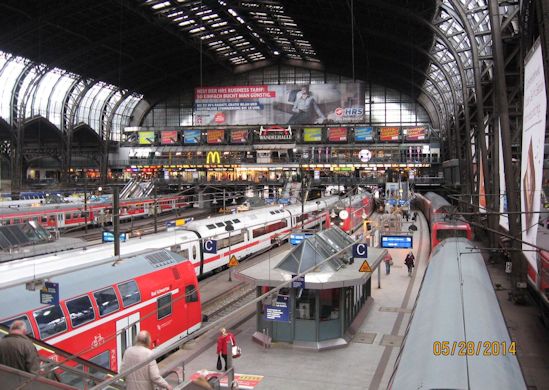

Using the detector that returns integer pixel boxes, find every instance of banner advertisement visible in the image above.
[498,121,509,229]
[207,129,225,144]
[379,127,400,141]
[328,127,347,142]
[230,129,248,144]
[258,125,293,141]
[193,83,365,125]
[138,131,155,145]
[521,40,546,272]
[160,130,178,145]
[303,127,322,142]
[355,126,374,142]
[479,150,486,213]
[183,129,201,144]
[404,126,427,141]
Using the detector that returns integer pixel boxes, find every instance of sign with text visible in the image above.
[290,233,312,245]
[291,275,305,289]
[381,235,413,249]
[354,126,374,142]
[379,127,400,141]
[138,131,155,145]
[160,130,178,144]
[404,126,427,141]
[352,243,368,259]
[327,127,347,142]
[102,231,127,243]
[265,295,290,322]
[193,83,365,125]
[183,129,201,144]
[230,129,248,144]
[203,239,217,254]
[40,282,59,306]
[207,129,225,144]
[303,127,322,142]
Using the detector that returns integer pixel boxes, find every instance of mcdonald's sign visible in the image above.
[206,151,221,164]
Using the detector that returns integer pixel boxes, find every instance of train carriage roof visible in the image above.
[425,192,453,213]
[0,249,190,320]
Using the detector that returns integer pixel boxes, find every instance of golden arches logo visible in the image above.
[206,151,221,164]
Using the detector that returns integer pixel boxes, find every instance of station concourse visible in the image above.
[0,1,548,389]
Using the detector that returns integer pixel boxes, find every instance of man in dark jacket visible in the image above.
[0,320,40,372]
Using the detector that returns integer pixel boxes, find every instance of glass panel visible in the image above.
[1,315,34,338]
[157,294,172,319]
[319,289,340,321]
[185,285,198,303]
[93,287,120,317]
[296,289,316,320]
[66,295,95,328]
[33,305,67,339]
[117,280,141,307]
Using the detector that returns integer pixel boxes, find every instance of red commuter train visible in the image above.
[331,193,375,235]
[0,249,201,374]
[411,192,472,249]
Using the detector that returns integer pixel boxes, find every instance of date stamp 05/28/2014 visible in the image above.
[433,341,517,356]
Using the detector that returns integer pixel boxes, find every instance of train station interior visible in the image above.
[0,1,548,389]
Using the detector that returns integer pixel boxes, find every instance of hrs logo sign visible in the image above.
[335,107,364,117]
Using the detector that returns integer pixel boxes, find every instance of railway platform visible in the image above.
[167,213,430,389]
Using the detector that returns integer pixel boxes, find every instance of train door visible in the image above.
[116,313,140,371]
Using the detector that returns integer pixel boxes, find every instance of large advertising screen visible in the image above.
[521,40,546,272]
[184,129,201,144]
[303,128,322,142]
[355,127,374,142]
[160,130,178,145]
[328,127,347,142]
[207,129,225,144]
[138,131,155,145]
[498,121,509,229]
[404,126,427,141]
[193,83,365,125]
[230,129,248,144]
[379,127,400,141]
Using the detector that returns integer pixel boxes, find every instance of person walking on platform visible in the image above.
[120,330,172,390]
[217,328,236,371]
[384,252,393,274]
[0,320,39,373]
[404,251,415,277]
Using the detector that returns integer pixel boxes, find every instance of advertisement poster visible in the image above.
[207,129,225,144]
[138,131,154,145]
[193,83,365,125]
[230,129,248,144]
[379,127,400,141]
[355,126,374,142]
[183,129,201,144]
[498,121,509,229]
[160,130,178,145]
[521,40,546,272]
[404,126,427,141]
[258,125,293,141]
[328,127,347,142]
[479,150,486,213]
[303,128,322,142]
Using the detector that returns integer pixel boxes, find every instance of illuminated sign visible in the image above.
[379,127,400,141]
[231,129,248,144]
[404,127,427,141]
[206,151,221,164]
[328,127,347,142]
[380,235,413,249]
[207,129,225,144]
[138,131,155,145]
[161,130,178,144]
[355,127,374,142]
[259,126,292,141]
[184,130,201,144]
[303,127,322,142]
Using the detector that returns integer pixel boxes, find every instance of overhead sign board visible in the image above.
[265,295,290,322]
[328,127,347,142]
[183,129,201,144]
[355,126,374,142]
[138,131,155,145]
[352,243,368,259]
[230,129,248,144]
[207,129,225,144]
[203,239,217,254]
[303,127,322,142]
[40,282,59,306]
[160,130,178,144]
[102,231,127,243]
[381,235,413,249]
[404,126,427,141]
[289,233,312,245]
[291,275,305,289]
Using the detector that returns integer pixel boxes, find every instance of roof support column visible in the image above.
[488,0,526,302]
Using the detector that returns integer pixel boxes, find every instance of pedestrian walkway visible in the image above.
[180,213,431,389]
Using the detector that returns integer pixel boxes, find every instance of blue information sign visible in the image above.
[289,233,313,246]
[40,282,59,306]
[203,239,217,254]
[381,235,413,249]
[265,295,290,322]
[102,231,127,243]
[291,275,305,289]
[352,243,368,259]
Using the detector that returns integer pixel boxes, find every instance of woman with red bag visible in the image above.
[216,328,236,371]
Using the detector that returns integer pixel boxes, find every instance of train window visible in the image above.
[41,216,47,223]
[1,315,34,338]
[252,226,266,238]
[93,287,120,317]
[185,285,198,303]
[192,245,197,260]
[207,224,216,230]
[66,295,95,328]
[118,280,141,307]
[13,218,20,224]
[266,220,288,233]
[233,219,240,223]
[89,350,110,372]
[436,229,468,241]
[218,232,245,249]
[65,213,71,220]
[157,294,172,320]
[216,222,225,228]
[33,305,67,339]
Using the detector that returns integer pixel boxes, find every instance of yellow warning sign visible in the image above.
[359,260,372,273]
[228,255,239,267]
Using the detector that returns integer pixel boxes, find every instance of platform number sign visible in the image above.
[352,243,368,259]
[203,239,217,254]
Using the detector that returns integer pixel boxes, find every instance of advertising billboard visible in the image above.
[138,131,155,145]
[521,40,546,272]
[328,127,347,142]
[404,126,427,141]
[379,127,400,141]
[183,129,201,144]
[193,83,365,125]
[160,130,178,145]
[207,129,225,144]
[354,127,374,142]
[303,127,322,142]
[498,121,509,229]
[230,129,248,144]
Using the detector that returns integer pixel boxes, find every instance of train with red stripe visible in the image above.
[0,248,201,378]
[330,193,377,235]
[0,195,189,229]
[411,192,472,249]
